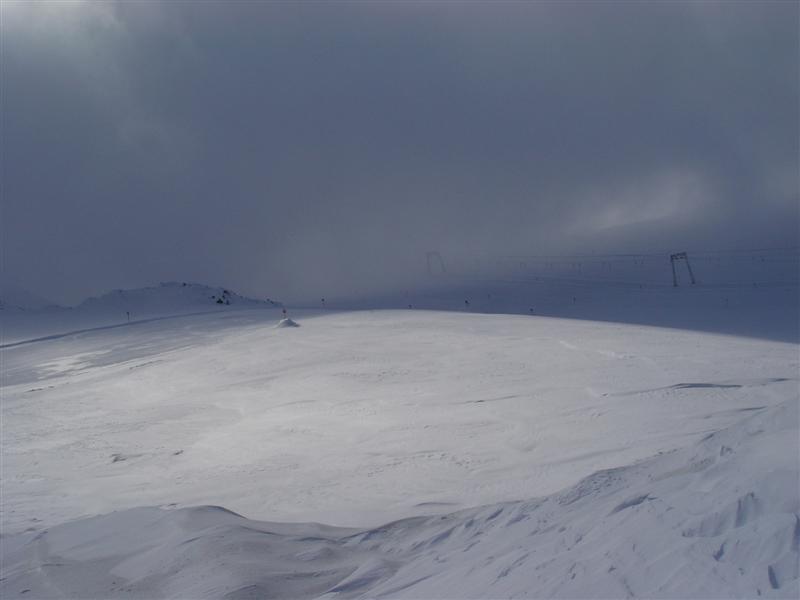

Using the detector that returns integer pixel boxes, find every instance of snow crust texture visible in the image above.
[1,400,797,599]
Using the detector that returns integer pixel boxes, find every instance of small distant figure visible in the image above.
[321,298,325,308]
[464,299,470,310]
[408,304,412,309]
[529,307,534,315]
[282,308,287,318]
[126,311,130,323]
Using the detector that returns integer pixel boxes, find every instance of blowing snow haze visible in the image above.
[2,0,798,304]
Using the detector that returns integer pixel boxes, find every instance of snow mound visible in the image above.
[275,317,300,328]
[2,399,796,599]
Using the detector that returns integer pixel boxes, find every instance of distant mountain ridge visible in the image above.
[0,282,282,346]
[0,283,60,311]
[76,282,281,313]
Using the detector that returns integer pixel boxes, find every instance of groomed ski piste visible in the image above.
[1,265,798,599]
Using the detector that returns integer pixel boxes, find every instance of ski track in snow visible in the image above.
[1,304,798,598]
[0,309,242,350]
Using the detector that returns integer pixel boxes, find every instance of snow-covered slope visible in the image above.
[1,399,796,599]
[1,281,797,598]
[3,308,796,534]
[0,282,281,345]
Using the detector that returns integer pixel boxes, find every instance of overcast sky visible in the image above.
[2,0,798,304]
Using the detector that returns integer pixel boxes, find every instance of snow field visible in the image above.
[1,397,796,598]
[2,309,796,533]
[1,301,797,598]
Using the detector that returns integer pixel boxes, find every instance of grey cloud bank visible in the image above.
[2,0,797,304]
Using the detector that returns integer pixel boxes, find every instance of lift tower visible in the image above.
[670,252,696,286]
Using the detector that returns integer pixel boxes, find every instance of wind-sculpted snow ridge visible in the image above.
[2,400,797,599]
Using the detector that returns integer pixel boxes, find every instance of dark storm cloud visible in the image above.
[2,0,797,303]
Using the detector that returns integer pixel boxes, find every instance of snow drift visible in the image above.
[2,399,796,599]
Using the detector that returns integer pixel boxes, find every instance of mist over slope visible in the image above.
[0,282,59,312]
[301,247,800,342]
